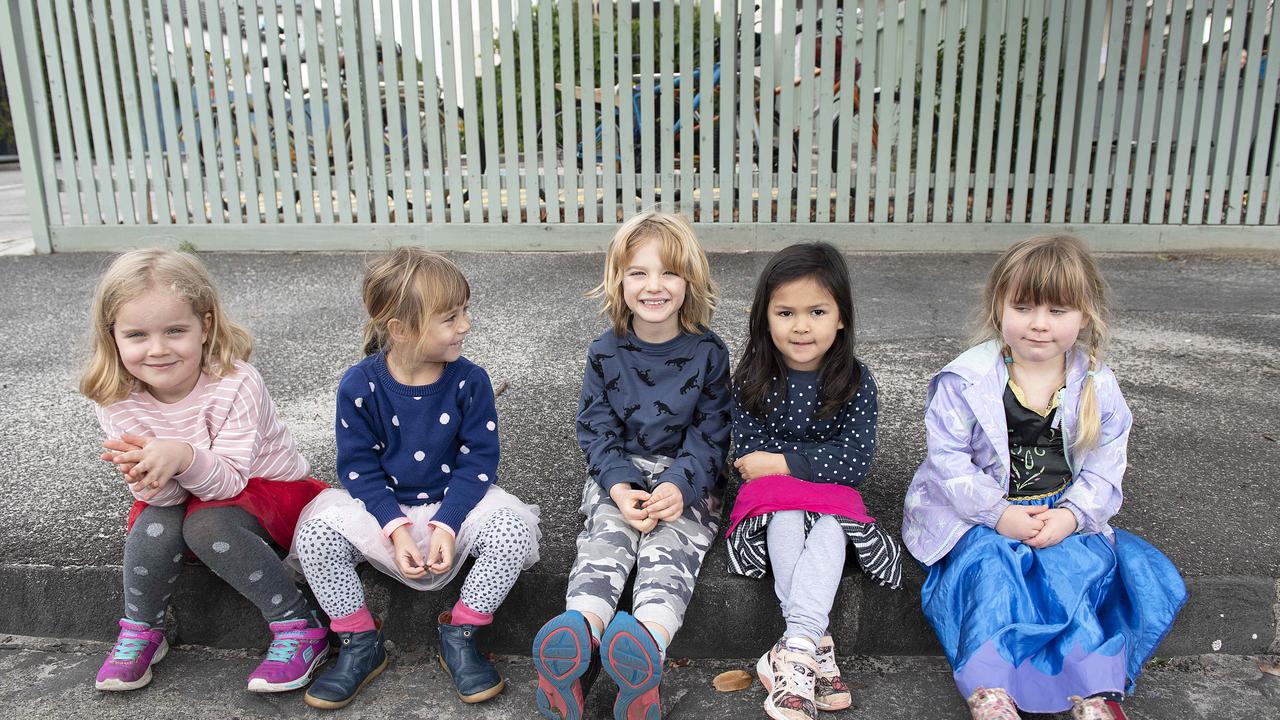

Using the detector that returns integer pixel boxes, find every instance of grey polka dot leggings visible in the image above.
[294,508,534,619]
[123,504,310,626]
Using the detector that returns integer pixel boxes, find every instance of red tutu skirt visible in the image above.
[127,477,329,550]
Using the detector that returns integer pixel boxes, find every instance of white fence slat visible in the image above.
[1188,0,1229,224]
[659,0,675,213]
[776,0,799,223]
[319,2,350,222]
[395,0,424,221]
[815,0,842,222]
[456,2,484,222]
[281,0,315,222]
[598,0,618,222]
[678,0,694,217]
[167,0,205,223]
[1227,1,1268,224]
[516,2,541,223]
[554,0,578,222]
[1151,0,1190,224]
[439,1,466,223]
[360,0,387,222]
[891,0,918,223]
[578,0,599,222]
[185,0,222,223]
[1012,0,1045,223]
[950,0,982,223]
[1246,2,1280,224]
[299,1,332,222]
[639,0,656,209]
[1087,0,1126,224]
[1207,0,1248,223]
[698,0,715,222]
[535,1,557,222]
[263,0,296,222]
[478,0,503,222]
[243,0,276,221]
[21,0,66,224]
[498,1,522,223]
[872,0,896,223]
[204,0,241,223]
[1129,0,1169,224]
[419,1,447,223]
[56,0,103,223]
[38,0,85,223]
[971,0,1005,223]
[378,0,406,223]
[1050,1,1086,222]
[932,0,962,222]
[1069,0,1105,224]
[716,1,735,223]
[913,0,939,222]
[90,0,136,222]
[73,0,121,223]
[1169,1,1208,224]
[1029,0,1065,222]
[619,0,637,217]
[854,0,877,223]
[832,0,858,222]
[1108,0,1147,224]
[340,0,369,222]
[991,0,1025,223]
[797,5,822,223]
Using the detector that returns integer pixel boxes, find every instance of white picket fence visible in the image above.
[2,0,1278,252]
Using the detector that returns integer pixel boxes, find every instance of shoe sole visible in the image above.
[436,655,506,703]
[532,613,591,720]
[302,653,389,710]
[95,638,169,691]
[246,645,331,693]
[601,614,662,720]
[756,652,850,712]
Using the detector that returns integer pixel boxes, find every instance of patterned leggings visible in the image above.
[294,508,533,618]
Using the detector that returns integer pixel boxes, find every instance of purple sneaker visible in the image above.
[95,618,168,691]
[246,619,330,692]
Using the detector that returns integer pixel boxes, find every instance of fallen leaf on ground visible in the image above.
[667,657,690,668]
[493,379,510,397]
[712,669,753,692]
[1260,661,1280,677]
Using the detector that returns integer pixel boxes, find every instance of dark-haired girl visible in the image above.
[725,242,903,720]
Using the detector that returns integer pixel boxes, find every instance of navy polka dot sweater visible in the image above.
[732,362,878,487]
[577,327,732,508]
[335,353,499,533]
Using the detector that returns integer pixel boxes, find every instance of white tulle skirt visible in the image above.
[286,485,541,591]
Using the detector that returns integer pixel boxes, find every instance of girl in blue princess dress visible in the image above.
[902,235,1186,720]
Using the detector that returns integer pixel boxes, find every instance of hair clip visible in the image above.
[1003,356,1013,364]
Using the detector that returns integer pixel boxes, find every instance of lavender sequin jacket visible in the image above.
[901,340,1133,566]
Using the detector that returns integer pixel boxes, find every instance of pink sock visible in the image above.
[330,605,376,633]
[450,599,493,627]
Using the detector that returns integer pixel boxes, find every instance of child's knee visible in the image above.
[293,518,333,560]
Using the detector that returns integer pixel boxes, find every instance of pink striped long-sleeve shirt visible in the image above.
[96,360,311,506]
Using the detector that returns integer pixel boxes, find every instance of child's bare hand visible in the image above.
[425,527,456,574]
[642,482,684,523]
[609,484,654,532]
[995,504,1047,541]
[1023,508,1078,549]
[101,437,144,476]
[391,525,427,579]
[110,436,192,500]
[733,451,789,482]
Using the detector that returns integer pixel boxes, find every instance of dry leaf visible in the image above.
[668,657,691,668]
[1260,661,1280,677]
[493,379,510,398]
[712,669,753,692]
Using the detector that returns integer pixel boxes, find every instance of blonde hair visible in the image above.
[977,234,1111,452]
[360,246,471,359]
[80,249,252,405]
[588,211,718,336]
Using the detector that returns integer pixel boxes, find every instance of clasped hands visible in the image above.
[391,524,454,579]
[609,481,684,533]
[995,504,1078,548]
[101,433,194,501]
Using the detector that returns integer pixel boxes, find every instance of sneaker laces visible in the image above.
[777,652,816,696]
[264,638,300,663]
[111,636,150,663]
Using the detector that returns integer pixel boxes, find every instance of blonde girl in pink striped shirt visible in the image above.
[81,249,328,694]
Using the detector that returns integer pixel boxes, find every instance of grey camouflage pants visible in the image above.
[565,455,720,638]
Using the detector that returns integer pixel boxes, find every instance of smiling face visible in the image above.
[767,277,844,371]
[999,296,1086,368]
[111,288,210,403]
[621,236,687,343]
[417,303,472,364]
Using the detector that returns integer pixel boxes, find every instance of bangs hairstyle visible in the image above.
[588,211,718,336]
[79,248,252,405]
[360,246,471,358]
[978,234,1111,451]
[733,242,861,421]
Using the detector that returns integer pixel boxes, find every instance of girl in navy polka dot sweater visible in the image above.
[726,243,902,720]
[289,248,540,710]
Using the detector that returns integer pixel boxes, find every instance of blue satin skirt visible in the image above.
[921,523,1186,713]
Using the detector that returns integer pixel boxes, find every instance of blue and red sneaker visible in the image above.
[601,611,663,720]
[533,610,599,720]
